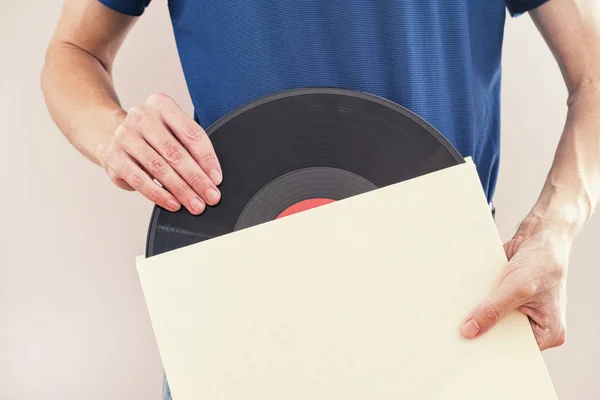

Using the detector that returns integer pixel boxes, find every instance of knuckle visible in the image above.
[482,304,500,323]
[189,172,209,188]
[127,105,144,118]
[182,123,203,140]
[163,142,184,164]
[147,158,167,176]
[125,106,145,126]
[146,186,165,204]
[199,152,217,166]
[114,125,131,141]
[171,184,189,199]
[126,171,144,190]
[147,92,171,107]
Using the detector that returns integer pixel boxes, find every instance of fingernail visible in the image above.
[209,169,222,185]
[461,319,481,339]
[166,199,180,211]
[190,198,205,214]
[205,188,221,205]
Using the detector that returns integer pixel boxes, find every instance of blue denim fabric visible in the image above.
[163,373,172,400]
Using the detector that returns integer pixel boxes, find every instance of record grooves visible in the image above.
[146,88,464,258]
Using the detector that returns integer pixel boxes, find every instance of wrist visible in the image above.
[522,183,590,244]
[93,107,127,169]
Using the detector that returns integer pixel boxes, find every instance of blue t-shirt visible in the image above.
[100,0,548,201]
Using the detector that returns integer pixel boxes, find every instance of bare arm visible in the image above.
[42,0,222,214]
[461,0,600,350]
[526,0,600,239]
[41,0,133,167]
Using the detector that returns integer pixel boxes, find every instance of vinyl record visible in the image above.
[146,88,464,257]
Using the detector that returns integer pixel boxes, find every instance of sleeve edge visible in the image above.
[507,0,549,17]
[97,0,148,17]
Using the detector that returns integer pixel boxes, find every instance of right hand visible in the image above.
[102,93,222,215]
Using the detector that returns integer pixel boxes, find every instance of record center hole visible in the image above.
[276,198,336,219]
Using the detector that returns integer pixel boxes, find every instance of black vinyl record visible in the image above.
[146,88,464,257]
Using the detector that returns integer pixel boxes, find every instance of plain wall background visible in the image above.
[1,1,598,399]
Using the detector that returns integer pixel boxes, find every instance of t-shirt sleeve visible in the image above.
[98,0,151,16]
[506,0,549,16]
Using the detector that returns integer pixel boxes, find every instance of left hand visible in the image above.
[460,215,571,350]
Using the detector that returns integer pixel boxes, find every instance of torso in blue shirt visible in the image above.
[101,0,548,201]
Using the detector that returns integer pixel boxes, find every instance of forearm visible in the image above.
[41,43,126,167]
[521,82,600,242]
[522,1,600,243]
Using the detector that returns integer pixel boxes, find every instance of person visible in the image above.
[42,0,599,397]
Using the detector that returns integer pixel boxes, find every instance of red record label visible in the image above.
[276,198,336,219]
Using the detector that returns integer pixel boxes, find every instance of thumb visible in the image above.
[460,282,528,339]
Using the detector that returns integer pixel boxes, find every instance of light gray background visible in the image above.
[1,1,598,399]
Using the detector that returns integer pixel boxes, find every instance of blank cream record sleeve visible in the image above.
[136,159,558,400]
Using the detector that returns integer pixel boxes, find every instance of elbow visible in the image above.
[40,51,51,90]
[40,44,57,105]
[40,41,65,97]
